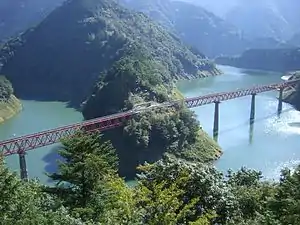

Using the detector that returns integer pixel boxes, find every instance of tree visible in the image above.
[98,175,143,225]
[46,131,118,221]
[269,166,300,225]
[136,172,200,224]
[0,76,13,99]
[135,156,235,224]
[0,155,84,225]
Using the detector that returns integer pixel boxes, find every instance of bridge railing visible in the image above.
[0,78,299,156]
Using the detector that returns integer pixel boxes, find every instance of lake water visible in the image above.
[1,65,299,183]
[178,65,300,179]
[0,101,83,184]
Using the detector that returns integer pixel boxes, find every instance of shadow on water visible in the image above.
[249,122,254,145]
[240,69,282,77]
[213,121,254,145]
[177,76,217,94]
[19,96,81,112]
[288,122,300,128]
[213,133,219,142]
[214,108,291,143]
[42,144,65,184]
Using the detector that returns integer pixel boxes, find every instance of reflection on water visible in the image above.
[178,65,300,180]
[1,100,83,184]
[241,69,281,77]
[248,122,254,145]
[288,122,300,128]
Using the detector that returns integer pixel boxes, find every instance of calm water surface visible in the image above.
[178,65,300,179]
[0,65,299,183]
[0,101,83,184]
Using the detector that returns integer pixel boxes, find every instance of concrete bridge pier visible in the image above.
[19,152,28,181]
[213,101,220,141]
[278,87,284,115]
[250,93,256,124]
[248,122,254,145]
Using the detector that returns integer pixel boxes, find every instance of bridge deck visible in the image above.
[0,79,298,156]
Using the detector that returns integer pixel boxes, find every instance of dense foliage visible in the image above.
[0,0,222,177]
[120,0,246,57]
[1,132,300,224]
[120,0,294,58]
[0,76,13,100]
[0,0,218,105]
[82,49,220,177]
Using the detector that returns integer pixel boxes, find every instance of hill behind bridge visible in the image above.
[0,0,221,177]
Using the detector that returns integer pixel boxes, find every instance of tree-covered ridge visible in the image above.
[0,0,221,177]
[215,48,300,72]
[0,0,219,106]
[121,0,246,57]
[2,132,300,225]
[0,74,22,123]
[0,76,13,100]
[82,49,221,177]
[120,0,294,58]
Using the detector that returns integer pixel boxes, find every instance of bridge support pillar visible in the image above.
[19,152,28,181]
[213,101,220,141]
[250,94,256,124]
[278,87,284,115]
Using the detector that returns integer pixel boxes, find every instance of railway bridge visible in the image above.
[0,79,299,180]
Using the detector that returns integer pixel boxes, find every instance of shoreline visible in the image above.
[174,71,223,161]
[175,67,223,82]
[0,95,22,123]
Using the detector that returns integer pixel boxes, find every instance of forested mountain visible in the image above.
[0,0,221,176]
[0,0,218,105]
[2,0,297,57]
[185,0,300,42]
[121,0,294,57]
[180,0,238,17]
[0,0,64,41]
[3,132,300,224]
[215,48,300,72]
[121,0,246,57]
[225,1,293,40]
[0,76,13,100]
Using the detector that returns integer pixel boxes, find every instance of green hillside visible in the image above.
[0,0,221,177]
[0,0,219,105]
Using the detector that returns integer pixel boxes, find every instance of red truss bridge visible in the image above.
[0,79,299,156]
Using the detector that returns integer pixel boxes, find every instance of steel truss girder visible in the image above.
[0,113,133,156]
[0,79,298,156]
[184,80,297,108]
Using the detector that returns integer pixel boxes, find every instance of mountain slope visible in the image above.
[121,0,293,57]
[179,0,238,17]
[185,0,299,42]
[0,76,22,123]
[0,0,65,41]
[0,0,221,176]
[0,0,219,106]
[121,0,247,57]
[215,48,300,72]
[225,1,289,40]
